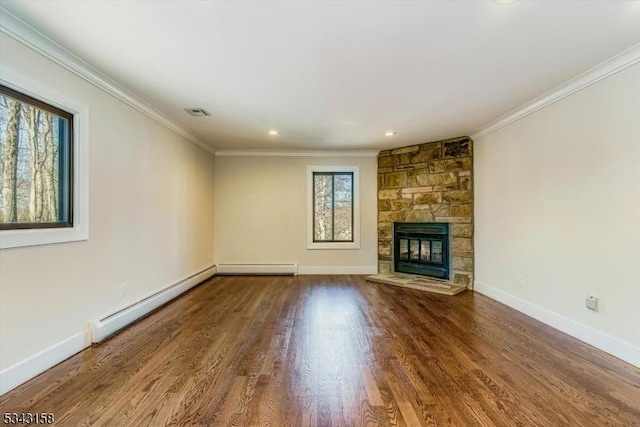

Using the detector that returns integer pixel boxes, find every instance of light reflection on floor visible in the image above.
[296,284,370,421]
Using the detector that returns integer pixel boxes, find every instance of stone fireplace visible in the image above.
[377,136,474,288]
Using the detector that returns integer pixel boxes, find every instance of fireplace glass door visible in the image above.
[394,223,449,280]
[397,238,443,264]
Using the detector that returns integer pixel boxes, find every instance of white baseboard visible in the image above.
[474,281,640,368]
[0,329,91,396]
[90,265,216,342]
[297,265,378,275]
[0,265,216,397]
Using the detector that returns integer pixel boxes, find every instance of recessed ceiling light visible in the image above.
[268,130,278,136]
[385,131,396,137]
[185,108,211,117]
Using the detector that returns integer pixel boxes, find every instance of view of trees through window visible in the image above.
[313,172,353,242]
[0,85,72,228]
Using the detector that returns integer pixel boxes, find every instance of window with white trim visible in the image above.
[0,67,88,249]
[307,166,360,250]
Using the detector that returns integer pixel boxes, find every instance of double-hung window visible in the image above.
[307,166,360,249]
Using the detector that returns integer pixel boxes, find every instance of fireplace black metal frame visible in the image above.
[393,222,450,280]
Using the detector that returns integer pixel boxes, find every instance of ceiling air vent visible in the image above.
[185,108,211,117]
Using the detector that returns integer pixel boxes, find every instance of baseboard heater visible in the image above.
[216,263,298,276]
[89,265,216,343]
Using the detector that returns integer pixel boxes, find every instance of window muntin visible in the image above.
[306,165,360,250]
[0,84,73,230]
[312,171,354,242]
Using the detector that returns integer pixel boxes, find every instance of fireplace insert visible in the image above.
[394,222,449,280]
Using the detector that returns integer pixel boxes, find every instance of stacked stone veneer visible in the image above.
[377,136,474,288]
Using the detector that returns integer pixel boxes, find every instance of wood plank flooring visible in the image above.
[1,275,639,426]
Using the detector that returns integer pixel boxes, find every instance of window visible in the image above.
[313,172,353,242]
[0,66,88,249]
[0,84,73,230]
[307,166,360,249]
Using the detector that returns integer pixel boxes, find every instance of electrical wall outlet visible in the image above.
[120,283,128,298]
[516,273,525,288]
[586,295,599,312]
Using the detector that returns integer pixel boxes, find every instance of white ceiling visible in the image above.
[3,1,640,151]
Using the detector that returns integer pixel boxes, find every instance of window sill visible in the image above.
[307,241,360,250]
[0,226,88,249]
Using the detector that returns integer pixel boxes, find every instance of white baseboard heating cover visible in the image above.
[89,265,216,343]
[216,263,298,275]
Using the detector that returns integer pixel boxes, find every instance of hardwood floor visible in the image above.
[1,275,639,426]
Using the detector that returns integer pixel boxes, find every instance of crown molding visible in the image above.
[470,42,640,140]
[215,149,379,157]
[0,8,214,154]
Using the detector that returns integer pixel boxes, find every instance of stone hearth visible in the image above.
[375,136,474,289]
[367,273,466,295]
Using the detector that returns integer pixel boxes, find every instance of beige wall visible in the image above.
[0,35,215,371]
[214,155,378,272]
[474,62,640,364]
